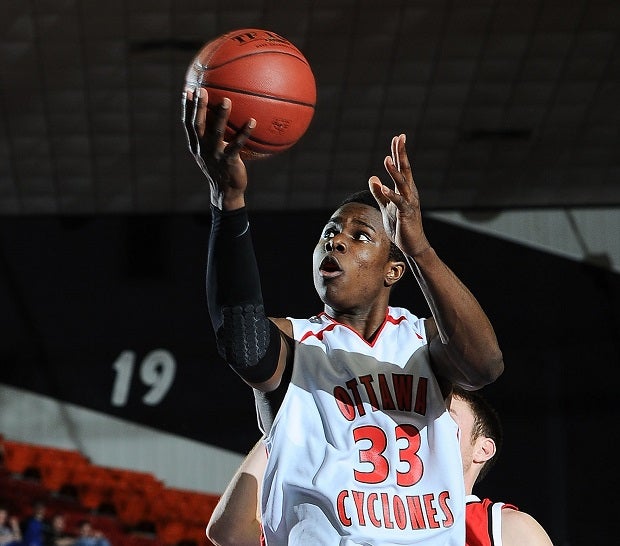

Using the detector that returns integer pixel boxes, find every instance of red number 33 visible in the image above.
[353,424,423,486]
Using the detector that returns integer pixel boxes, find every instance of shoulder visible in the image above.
[501,508,554,546]
[387,307,427,335]
[388,306,423,320]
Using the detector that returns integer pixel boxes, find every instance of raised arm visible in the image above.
[182,88,289,391]
[368,134,504,389]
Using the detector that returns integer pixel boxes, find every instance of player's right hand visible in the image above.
[181,87,256,211]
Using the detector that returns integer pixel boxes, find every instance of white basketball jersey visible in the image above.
[261,307,465,545]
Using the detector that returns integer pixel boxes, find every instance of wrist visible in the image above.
[404,238,433,262]
[210,205,250,239]
[409,245,432,260]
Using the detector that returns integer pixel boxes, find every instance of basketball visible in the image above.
[185,28,316,160]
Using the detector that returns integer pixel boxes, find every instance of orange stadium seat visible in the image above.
[1,438,220,546]
[154,488,218,525]
[38,459,76,491]
[69,467,117,510]
[113,491,153,527]
[112,468,165,495]
[156,521,189,546]
[37,445,90,467]
[2,440,41,474]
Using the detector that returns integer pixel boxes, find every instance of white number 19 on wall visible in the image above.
[111,349,176,407]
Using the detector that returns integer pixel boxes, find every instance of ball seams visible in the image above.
[204,85,315,108]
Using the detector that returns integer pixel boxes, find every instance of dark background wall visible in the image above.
[1,211,618,545]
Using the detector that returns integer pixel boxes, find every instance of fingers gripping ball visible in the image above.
[185,28,317,160]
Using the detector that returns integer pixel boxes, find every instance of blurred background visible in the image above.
[1,1,619,545]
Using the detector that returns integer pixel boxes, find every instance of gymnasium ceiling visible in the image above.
[1,0,618,216]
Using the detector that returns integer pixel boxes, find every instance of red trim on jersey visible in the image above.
[465,497,519,546]
[299,320,339,342]
[299,310,421,346]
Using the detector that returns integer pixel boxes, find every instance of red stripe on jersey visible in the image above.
[299,321,339,342]
[385,313,423,339]
[299,310,421,346]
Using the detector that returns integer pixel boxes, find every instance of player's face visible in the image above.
[449,396,476,473]
[313,202,393,313]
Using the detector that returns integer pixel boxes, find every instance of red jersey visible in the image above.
[465,495,518,546]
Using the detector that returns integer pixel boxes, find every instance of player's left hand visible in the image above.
[368,134,430,258]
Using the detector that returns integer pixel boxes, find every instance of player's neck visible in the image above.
[463,472,476,496]
[325,306,389,342]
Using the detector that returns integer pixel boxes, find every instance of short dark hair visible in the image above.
[452,386,503,483]
[338,190,407,265]
[339,189,381,211]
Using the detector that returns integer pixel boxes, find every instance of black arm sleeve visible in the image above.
[206,206,280,383]
[253,341,294,433]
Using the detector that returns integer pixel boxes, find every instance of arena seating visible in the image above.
[0,435,219,546]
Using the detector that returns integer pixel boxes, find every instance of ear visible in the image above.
[473,437,496,464]
[385,261,406,287]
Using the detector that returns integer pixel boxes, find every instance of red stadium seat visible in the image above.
[2,440,40,474]
[39,459,76,491]
[1,438,221,546]
[156,521,189,546]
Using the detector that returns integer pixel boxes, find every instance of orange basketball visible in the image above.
[185,28,316,160]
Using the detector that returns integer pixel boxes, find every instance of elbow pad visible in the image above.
[207,206,279,382]
[216,309,281,383]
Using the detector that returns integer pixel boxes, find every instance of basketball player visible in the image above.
[451,387,553,545]
[182,89,504,545]
[206,387,554,546]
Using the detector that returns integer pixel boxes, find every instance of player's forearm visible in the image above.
[407,246,504,387]
[207,206,281,383]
